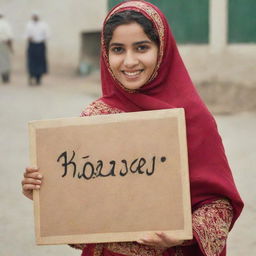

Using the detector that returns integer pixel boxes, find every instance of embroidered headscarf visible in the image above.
[99,0,243,227]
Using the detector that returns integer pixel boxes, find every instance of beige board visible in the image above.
[29,108,192,245]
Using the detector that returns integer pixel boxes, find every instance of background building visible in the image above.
[108,0,256,85]
[1,0,256,111]
[108,0,256,112]
[1,0,107,73]
[0,2,255,256]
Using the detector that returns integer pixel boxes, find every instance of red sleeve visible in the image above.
[189,199,233,256]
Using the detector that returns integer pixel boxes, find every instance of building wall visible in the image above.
[1,0,107,72]
[108,0,256,87]
[109,0,209,44]
[1,0,255,87]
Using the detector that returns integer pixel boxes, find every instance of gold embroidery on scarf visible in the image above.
[94,244,104,256]
[102,0,165,89]
[106,242,165,256]
[192,199,233,256]
[174,247,184,256]
[80,100,123,117]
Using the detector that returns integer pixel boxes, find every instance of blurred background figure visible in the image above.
[25,12,49,85]
[0,12,13,84]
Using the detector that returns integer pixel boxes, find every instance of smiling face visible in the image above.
[108,22,158,90]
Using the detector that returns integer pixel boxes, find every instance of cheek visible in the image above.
[145,53,158,71]
[153,49,159,66]
[152,54,158,69]
[108,54,120,72]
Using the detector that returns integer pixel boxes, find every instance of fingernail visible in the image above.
[35,185,40,189]
[38,174,42,178]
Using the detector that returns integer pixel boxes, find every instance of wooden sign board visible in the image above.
[29,108,192,245]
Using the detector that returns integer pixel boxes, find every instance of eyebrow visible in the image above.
[109,40,152,47]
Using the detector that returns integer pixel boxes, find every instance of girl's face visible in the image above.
[108,22,158,90]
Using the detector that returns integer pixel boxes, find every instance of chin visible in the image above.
[121,80,145,90]
[122,84,142,90]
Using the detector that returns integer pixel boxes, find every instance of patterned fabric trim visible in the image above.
[106,242,166,256]
[192,199,233,256]
[173,247,184,256]
[80,100,123,116]
[94,244,104,256]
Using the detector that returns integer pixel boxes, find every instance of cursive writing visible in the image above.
[57,151,167,180]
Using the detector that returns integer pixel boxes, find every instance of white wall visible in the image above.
[179,44,256,87]
[1,0,107,72]
[1,0,256,85]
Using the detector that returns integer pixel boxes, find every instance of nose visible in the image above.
[123,51,139,68]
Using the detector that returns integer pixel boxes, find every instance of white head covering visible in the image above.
[0,14,13,41]
[31,11,40,18]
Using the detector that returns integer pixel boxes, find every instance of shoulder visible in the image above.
[80,100,123,117]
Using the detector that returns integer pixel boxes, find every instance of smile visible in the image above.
[122,70,143,77]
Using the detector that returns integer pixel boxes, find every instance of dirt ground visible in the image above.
[0,70,255,256]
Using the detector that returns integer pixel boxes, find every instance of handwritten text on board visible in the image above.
[57,151,167,180]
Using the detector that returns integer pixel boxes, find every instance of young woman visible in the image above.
[22,1,243,255]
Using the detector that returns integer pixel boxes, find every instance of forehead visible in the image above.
[110,22,151,44]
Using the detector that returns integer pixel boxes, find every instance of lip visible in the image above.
[121,70,143,80]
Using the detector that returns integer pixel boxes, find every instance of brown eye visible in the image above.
[111,47,124,54]
[137,45,149,52]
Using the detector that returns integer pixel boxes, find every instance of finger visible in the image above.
[155,232,183,247]
[137,240,155,246]
[156,232,180,243]
[22,184,40,191]
[24,171,43,179]
[22,189,33,199]
[24,168,41,178]
[137,238,150,244]
[155,232,170,241]
[137,237,162,247]
[25,167,39,173]
[22,177,42,186]
[139,233,178,248]
[137,241,164,248]
[24,167,39,176]
[155,232,171,247]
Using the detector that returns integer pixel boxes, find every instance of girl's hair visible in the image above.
[104,10,160,51]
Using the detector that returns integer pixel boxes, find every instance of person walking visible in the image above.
[25,12,49,85]
[0,13,13,84]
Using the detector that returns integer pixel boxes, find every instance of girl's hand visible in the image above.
[22,167,43,200]
[137,232,184,248]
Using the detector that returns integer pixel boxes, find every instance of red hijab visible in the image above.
[99,0,243,228]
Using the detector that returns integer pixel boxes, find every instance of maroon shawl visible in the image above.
[83,1,243,255]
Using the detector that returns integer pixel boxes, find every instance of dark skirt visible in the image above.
[27,42,48,77]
